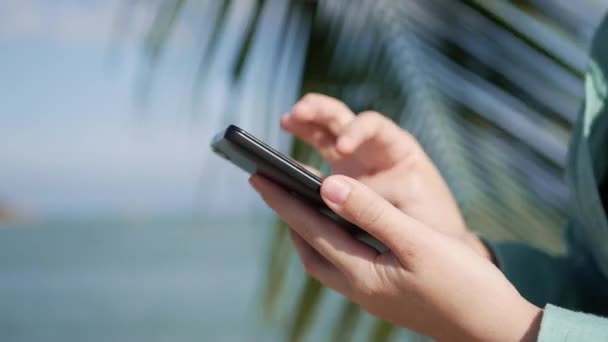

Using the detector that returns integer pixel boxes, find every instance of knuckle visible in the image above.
[358,110,384,123]
[399,155,428,194]
[301,92,320,103]
[401,153,422,175]
[357,111,392,134]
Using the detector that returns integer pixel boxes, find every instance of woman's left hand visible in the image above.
[250,174,542,342]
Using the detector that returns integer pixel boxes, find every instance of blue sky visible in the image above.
[0,0,286,221]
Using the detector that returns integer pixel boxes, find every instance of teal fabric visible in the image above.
[538,305,608,341]
[486,14,608,340]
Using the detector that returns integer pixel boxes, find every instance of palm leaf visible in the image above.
[137,0,604,340]
[330,301,360,342]
[288,276,325,342]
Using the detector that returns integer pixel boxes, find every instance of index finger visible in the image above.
[290,93,355,135]
[336,111,416,158]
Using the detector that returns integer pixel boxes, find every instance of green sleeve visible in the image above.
[538,305,608,341]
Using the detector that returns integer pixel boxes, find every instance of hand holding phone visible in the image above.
[211,124,386,251]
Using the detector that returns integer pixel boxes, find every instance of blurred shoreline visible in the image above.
[0,211,273,229]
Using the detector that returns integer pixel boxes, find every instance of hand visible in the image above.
[250,174,542,341]
[282,94,491,260]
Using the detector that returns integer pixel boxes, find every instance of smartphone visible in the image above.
[211,124,385,251]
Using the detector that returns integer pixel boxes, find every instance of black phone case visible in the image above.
[211,125,386,251]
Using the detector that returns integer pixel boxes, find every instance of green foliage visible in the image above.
[189,0,232,110]
[369,320,397,342]
[143,0,186,65]
[232,0,267,81]
[261,220,291,319]
[289,276,325,342]
[138,0,603,340]
[330,301,360,341]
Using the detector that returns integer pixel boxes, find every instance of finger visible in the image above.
[281,115,339,159]
[337,111,414,158]
[320,175,430,266]
[290,93,355,135]
[288,228,349,293]
[249,175,378,277]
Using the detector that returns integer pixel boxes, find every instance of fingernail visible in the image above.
[323,177,351,204]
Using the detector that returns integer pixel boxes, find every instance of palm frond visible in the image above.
[330,301,360,342]
[138,0,606,340]
[288,276,325,342]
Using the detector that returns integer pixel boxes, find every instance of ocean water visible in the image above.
[0,218,281,342]
[0,219,422,342]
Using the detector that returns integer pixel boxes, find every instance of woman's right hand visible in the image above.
[250,174,541,341]
[282,93,492,260]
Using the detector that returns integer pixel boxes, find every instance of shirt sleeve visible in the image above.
[538,304,608,341]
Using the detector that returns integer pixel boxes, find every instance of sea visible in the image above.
[0,218,287,342]
[0,218,421,342]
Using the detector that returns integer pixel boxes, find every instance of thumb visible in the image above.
[320,175,427,259]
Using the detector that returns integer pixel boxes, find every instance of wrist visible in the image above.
[452,299,543,342]
[519,302,543,342]
[508,300,543,342]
